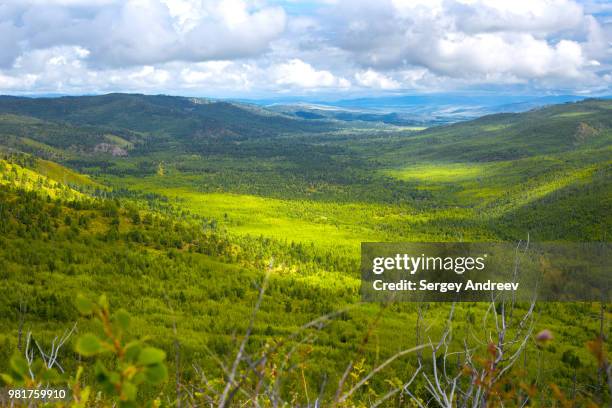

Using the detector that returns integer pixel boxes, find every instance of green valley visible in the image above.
[0,94,609,406]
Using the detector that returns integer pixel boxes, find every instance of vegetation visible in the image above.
[0,94,609,406]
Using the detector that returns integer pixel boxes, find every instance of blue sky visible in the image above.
[0,0,611,98]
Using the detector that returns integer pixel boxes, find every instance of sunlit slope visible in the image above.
[378,100,611,241]
[35,158,104,189]
[0,157,384,393]
[494,164,611,240]
[0,158,86,200]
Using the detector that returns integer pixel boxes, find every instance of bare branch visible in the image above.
[338,344,429,404]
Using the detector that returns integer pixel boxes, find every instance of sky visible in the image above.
[0,0,611,98]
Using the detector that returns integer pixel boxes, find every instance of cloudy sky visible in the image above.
[0,0,611,98]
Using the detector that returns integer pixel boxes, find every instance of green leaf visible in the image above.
[144,363,167,384]
[138,347,166,366]
[94,362,116,394]
[94,361,109,382]
[113,309,130,332]
[76,334,103,356]
[109,371,121,385]
[122,381,138,401]
[75,294,95,315]
[10,355,28,377]
[132,371,146,385]
[98,294,109,311]
[0,373,14,385]
[124,342,142,363]
[40,367,60,382]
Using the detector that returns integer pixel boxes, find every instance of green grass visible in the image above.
[35,158,104,189]
[384,162,489,183]
[103,172,505,255]
[102,179,398,253]
[554,111,593,118]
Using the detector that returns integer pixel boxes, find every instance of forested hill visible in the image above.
[0,93,336,140]
[378,98,612,163]
[0,95,609,160]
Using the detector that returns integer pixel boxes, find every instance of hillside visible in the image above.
[377,98,612,162]
[0,93,335,141]
[0,94,352,185]
[264,94,588,126]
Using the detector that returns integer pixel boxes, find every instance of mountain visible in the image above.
[0,93,336,143]
[379,98,612,163]
[263,94,597,126]
[0,93,343,166]
[1,94,609,163]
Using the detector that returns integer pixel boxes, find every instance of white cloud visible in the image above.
[0,0,286,68]
[0,0,609,95]
[272,59,350,88]
[180,61,255,90]
[326,0,609,84]
[430,34,588,79]
[448,0,585,34]
[355,69,400,89]
[0,73,38,90]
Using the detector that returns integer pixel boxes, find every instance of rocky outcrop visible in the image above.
[94,143,128,157]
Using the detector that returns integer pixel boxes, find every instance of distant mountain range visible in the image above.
[2,93,611,144]
[5,92,610,128]
[248,94,609,126]
[1,93,610,163]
